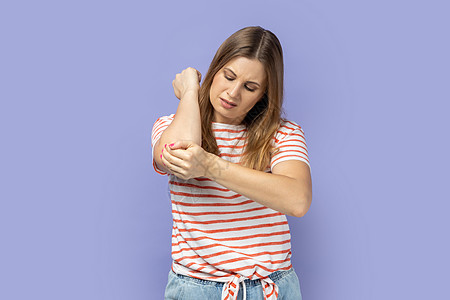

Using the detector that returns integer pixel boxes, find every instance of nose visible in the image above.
[227,82,240,99]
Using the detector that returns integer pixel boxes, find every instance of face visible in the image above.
[209,56,267,125]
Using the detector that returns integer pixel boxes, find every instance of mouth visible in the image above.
[220,98,237,106]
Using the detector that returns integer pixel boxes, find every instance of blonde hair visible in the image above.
[199,26,285,171]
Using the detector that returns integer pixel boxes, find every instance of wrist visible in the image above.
[182,88,199,100]
[204,152,230,181]
[203,152,218,180]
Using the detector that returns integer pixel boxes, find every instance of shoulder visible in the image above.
[151,114,175,138]
[275,118,306,141]
[155,113,175,123]
[152,113,175,128]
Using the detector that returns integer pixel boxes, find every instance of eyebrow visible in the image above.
[224,68,261,87]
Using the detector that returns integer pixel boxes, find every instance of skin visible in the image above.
[159,58,312,217]
[209,56,267,125]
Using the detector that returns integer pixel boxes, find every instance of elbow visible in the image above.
[291,209,306,218]
[291,193,312,218]
[291,207,307,218]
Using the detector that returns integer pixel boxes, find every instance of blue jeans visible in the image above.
[164,268,303,300]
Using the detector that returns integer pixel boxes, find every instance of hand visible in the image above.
[172,67,202,100]
[160,140,211,180]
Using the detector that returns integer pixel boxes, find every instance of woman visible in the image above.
[151,26,312,300]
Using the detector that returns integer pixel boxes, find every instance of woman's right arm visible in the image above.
[153,67,202,174]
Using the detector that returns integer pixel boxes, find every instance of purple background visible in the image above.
[1,0,449,299]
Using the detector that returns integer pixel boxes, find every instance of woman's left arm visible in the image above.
[161,141,312,217]
[204,152,312,217]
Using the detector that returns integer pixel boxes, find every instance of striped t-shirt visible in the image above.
[151,114,310,299]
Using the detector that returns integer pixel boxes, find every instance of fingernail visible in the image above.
[164,143,167,148]
[169,143,174,147]
[160,154,162,158]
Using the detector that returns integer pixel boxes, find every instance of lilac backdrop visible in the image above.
[1,0,449,299]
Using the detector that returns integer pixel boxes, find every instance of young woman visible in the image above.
[151,26,312,300]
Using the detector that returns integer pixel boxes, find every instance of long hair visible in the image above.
[199,26,285,171]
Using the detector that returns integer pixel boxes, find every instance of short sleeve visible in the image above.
[151,114,175,175]
[270,119,310,172]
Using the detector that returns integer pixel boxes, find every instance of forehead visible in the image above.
[222,56,266,84]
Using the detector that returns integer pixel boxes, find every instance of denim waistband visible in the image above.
[171,268,294,288]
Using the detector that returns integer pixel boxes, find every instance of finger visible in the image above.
[163,146,189,168]
[172,81,181,99]
[168,141,187,150]
[166,148,190,162]
[169,140,192,150]
[169,169,185,180]
[161,153,186,178]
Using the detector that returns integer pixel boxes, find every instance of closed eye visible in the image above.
[225,75,256,92]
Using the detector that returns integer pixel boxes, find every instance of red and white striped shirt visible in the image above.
[151,114,310,300]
